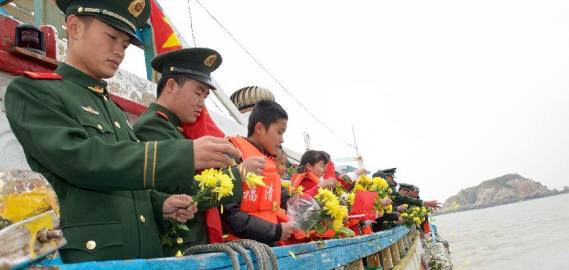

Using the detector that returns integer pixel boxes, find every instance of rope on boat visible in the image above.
[183,240,278,270]
[234,239,278,270]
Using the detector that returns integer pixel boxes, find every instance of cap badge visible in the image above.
[204,54,217,67]
[128,0,145,17]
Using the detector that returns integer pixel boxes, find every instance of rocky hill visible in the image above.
[439,174,559,214]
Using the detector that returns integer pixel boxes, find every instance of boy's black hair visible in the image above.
[298,150,330,173]
[156,73,192,97]
[247,100,288,137]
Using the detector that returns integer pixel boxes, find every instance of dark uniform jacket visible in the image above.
[5,64,198,263]
[133,103,242,256]
[373,182,423,231]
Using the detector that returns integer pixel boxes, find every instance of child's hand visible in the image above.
[239,156,265,178]
[280,222,296,240]
[319,177,337,189]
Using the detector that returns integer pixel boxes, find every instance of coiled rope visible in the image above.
[183,240,278,270]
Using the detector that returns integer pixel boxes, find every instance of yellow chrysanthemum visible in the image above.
[213,173,234,200]
[291,185,304,196]
[356,175,372,186]
[347,192,355,206]
[315,188,336,203]
[315,188,348,232]
[371,177,389,190]
[413,217,421,225]
[194,168,220,191]
[245,172,266,189]
[385,204,393,213]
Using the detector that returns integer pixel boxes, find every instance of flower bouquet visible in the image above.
[282,180,304,197]
[353,175,392,215]
[400,205,429,227]
[161,168,266,246]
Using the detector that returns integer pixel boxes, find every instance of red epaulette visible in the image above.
[156,111,169,121]
[22,71,62,80]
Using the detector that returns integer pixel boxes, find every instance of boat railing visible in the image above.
[30,226,421,270]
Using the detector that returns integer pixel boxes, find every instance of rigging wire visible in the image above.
[193,0,356,150]
[187,0,198,46]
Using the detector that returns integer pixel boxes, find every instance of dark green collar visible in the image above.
[149,103,181,129]
[56,63,108,95]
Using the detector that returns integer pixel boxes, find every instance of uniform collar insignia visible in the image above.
[88,86,105,94]
[81,106,100,115]
[155,111,170,121]
[150,103,181,128]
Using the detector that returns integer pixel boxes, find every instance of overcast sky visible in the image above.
[123,0,569,201]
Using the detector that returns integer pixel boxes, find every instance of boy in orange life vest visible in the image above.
[224,100,296,245]
[291,150,338,197]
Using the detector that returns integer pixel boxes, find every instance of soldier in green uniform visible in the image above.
[4,0,242,263]
[133,47,265,256]
[374,168,441,208]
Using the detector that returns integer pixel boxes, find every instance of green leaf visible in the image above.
[177,224,190,231]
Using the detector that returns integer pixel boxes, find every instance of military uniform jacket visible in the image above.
[133,103,242,256]
[5,64,197,263]
[392,191,423,207]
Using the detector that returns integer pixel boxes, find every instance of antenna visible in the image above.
[303,131,311,151]
[352,125,364,169]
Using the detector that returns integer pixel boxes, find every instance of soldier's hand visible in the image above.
[380,198,392,207]
[395,216,404,225]
[240,156,265,177]
[397,204,408,212]
[162,194,198,223]
[280,222,296,241]
[424,200,442,209]
[376,210,384,217]
[193,136,241,170]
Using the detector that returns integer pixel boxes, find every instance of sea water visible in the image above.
[434,193,569,270]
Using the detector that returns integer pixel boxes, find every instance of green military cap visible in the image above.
[398,183,413,190]
[56,0,150,46]
[382,168,397,176]
[151,47,222,90]
[410,185,420,192]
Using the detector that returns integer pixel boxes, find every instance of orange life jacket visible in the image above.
[226,136,288,241]
[290,172,320,190]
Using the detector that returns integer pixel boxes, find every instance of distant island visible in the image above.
[437,173,569,214]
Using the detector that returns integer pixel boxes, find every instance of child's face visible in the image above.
[306,160,326,178]
[257,119,287,156]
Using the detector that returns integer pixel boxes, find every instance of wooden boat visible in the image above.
[0,1,451,269]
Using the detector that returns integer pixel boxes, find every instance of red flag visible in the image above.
[350,190,377,221]
[149,0,182,55]
[323,160,336,179]
[181,107,225,139]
